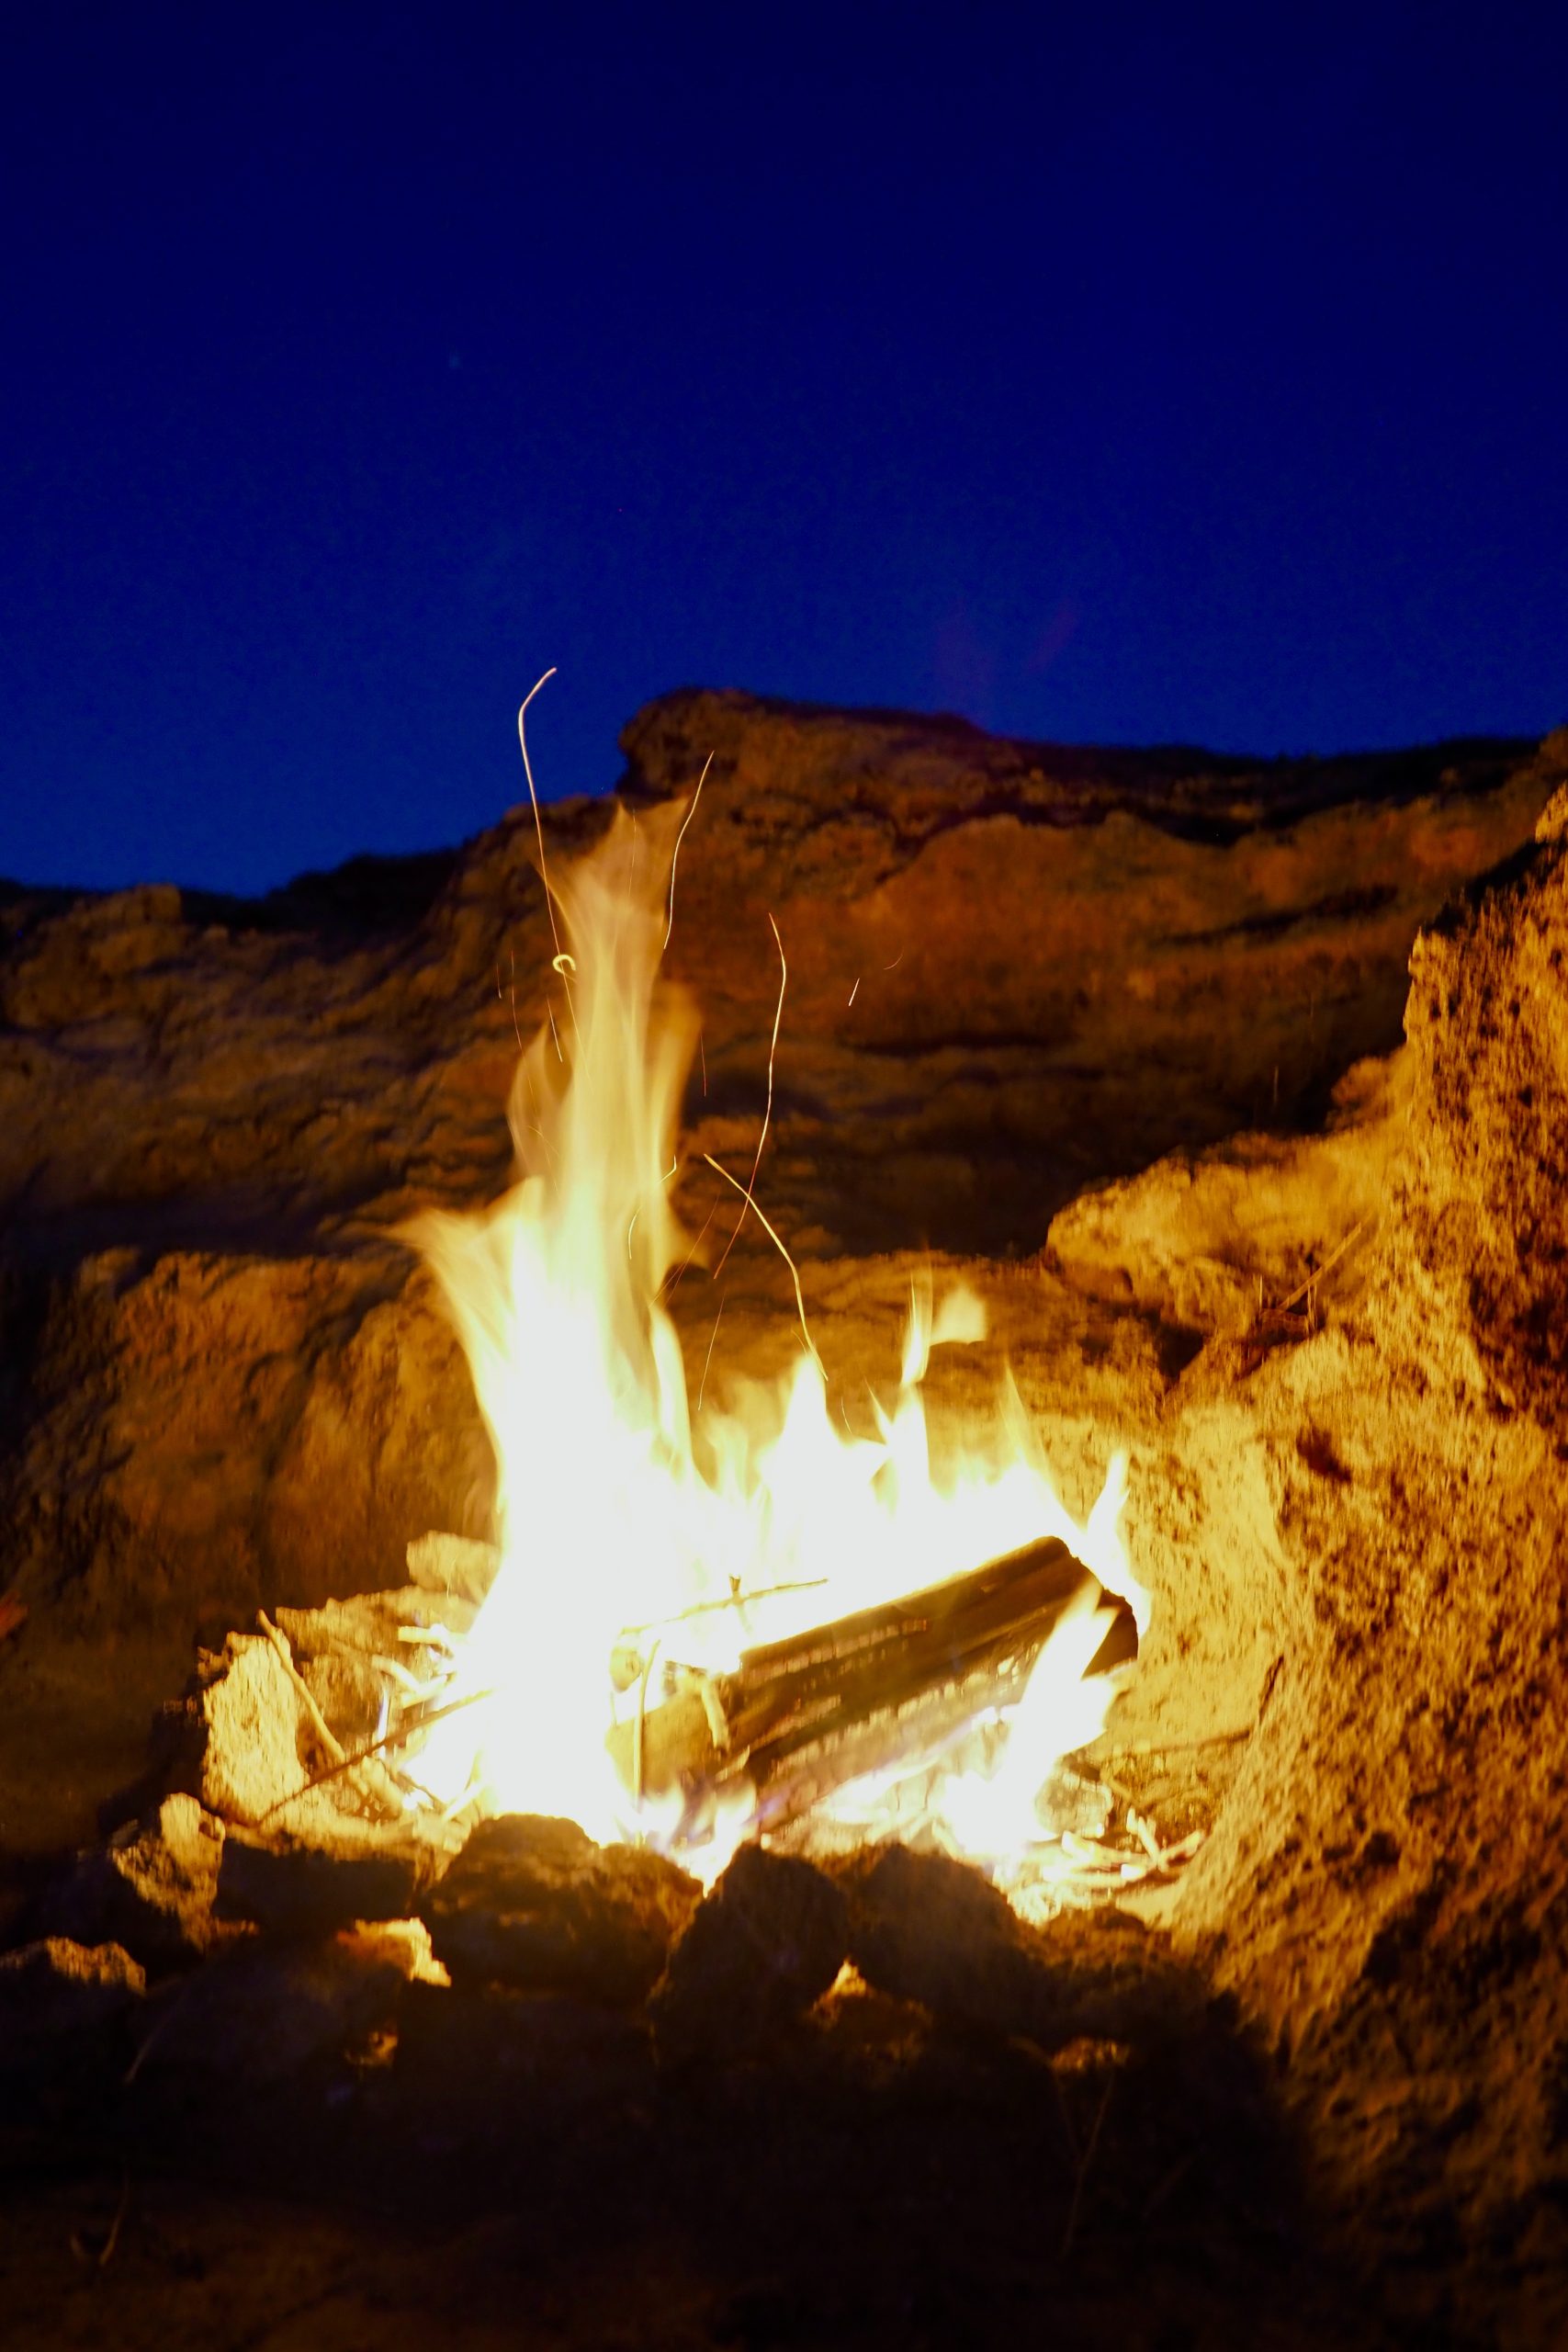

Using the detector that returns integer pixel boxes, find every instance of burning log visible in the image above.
[606,1533,1136,1828]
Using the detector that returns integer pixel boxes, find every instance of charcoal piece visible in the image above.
[0,1938,144,2086]
[836,1843,1200,2052]
[37,1793,231,1969]
[216,1820,438,1938]
[649,1842,848,2067]
[420,1814,700,2006]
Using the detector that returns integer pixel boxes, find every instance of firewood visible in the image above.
[606,1533,1134,1827]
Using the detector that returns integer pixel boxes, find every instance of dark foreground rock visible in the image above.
[0,1880,1361,2352]
[419,1813,701,2004]
[33,1793,229,1969]
[215,1821,435,1940]
[649,1841,849,2068]
[130,1932,408,2092]
[0,1936,143,2090]
[838,1842,1203,2051]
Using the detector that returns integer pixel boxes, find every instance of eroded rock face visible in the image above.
[0,695,1553,1279]
[1035,786,1568,2341]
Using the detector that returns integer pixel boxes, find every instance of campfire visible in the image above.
[169,787,1173,1920]
[395,797,1150,1895]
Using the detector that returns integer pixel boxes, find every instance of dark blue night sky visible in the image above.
[4,4,1565,894]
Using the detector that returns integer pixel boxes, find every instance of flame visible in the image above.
[408,803,1146,1887]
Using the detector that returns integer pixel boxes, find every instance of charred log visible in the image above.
[606,1534,1135,1827]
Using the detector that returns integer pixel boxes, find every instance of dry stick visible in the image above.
[702,1153,824,1382]
[496,949,524,1050]
[1269,1214,1373,1320]
[663,751,713,952]
[125,1983,196,2086]
[255,1687,497,1822]
[257,1611,345,1767]
[712,911,786,1278]
[1048,2065,1079,2166]
[1142,2150,1196,2221]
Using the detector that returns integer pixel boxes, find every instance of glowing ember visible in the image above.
[406,789,1147,1891]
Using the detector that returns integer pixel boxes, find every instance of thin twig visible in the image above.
[1100,1729,1252,1758]
[1269,1215,1372,1319]
[618,1576,829,1641]
[125,1983,195,2086]
[667,1195,720,1295]
[496,948,524,1049]
[633,1638,661,1806]
[256,1688,496,1821]
[257,1611,345,1767]
[1142,2151,1196,2220]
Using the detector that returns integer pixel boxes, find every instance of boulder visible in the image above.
[0,1936,144,2087]
[835,1843,1201,2052]
[649,1841,848,2067]
[420,1814,700,2005]
[35,1792,231,1968]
